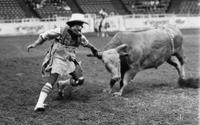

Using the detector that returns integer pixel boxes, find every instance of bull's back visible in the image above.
[103,31,147,50]
[103,25,183,69]
[104,25,183,51]
[103,32,126,51]
[104,29,167,50]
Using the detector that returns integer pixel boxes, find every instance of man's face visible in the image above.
[71,22,84,32]
[71,25,83,32]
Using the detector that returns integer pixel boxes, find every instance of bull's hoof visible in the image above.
[103,88,112,94]
[113,92,122,97]
[178,78,199,88]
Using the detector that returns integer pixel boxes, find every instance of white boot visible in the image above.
[34,83,52,112]
[34,103,48,111]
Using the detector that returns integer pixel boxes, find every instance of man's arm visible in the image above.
[27,27,61,52]
[86,42,99,56]
[27,35,45,52]
[80,35,99,56]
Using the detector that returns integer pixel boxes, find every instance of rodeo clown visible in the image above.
[27,13,99,112]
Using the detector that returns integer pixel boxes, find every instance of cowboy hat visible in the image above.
[67,13,88,26]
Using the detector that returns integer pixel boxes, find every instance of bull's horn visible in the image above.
[97,51,103,59]
[116,44,128,52]
[116,44,128,56]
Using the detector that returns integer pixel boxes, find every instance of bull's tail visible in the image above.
[166,40,199,88]
[178,77,199,88]
[172,49,199,88]
[176,48,199,88]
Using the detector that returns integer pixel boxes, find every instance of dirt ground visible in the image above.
[0,30,199,125]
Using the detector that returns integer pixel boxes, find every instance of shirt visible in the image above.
[39,26,90,59]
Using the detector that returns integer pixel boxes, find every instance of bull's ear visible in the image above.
[119,52,128,56]
[116,44,128,52]
[116,44,128,56]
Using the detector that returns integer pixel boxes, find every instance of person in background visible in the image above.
[98,8,108,37]
[27,13,99,112]
[99,8,108,19]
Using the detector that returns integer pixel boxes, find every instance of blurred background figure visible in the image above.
[98,8,109,37]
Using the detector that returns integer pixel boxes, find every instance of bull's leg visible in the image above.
[103,77,120,94]
[174,49,186,79]
[113,70,137,96]
[167,56,186,80]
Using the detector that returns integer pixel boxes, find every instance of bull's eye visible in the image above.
[102,59,105,63]
[105,63,111,72]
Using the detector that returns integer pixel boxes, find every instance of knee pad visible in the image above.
[77,77,84,86]
[70,77,84,87]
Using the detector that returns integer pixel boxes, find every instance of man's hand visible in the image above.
[87,50,102,59]
[27,43,36,52]
[91,48,100,57]
[27,36,45,52]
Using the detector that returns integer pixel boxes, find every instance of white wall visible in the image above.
[0,15,199,36]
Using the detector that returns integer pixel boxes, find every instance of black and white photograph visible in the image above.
[0,0,199,124]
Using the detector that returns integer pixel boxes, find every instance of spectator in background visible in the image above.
[99,8,108,19]
[109,11,115,16]
[63,5,71,11]
[153,0,159,11]
[40,0,47,7]
[131,4,135,9]
[36,3,41,9]
[62,1,71,11]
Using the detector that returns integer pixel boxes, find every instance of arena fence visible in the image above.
[0,14,199,36]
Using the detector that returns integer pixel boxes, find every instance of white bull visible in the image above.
[95,25,186,96]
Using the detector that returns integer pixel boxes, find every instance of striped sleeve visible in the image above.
[80,34,89,47]
[39,27,62,40]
